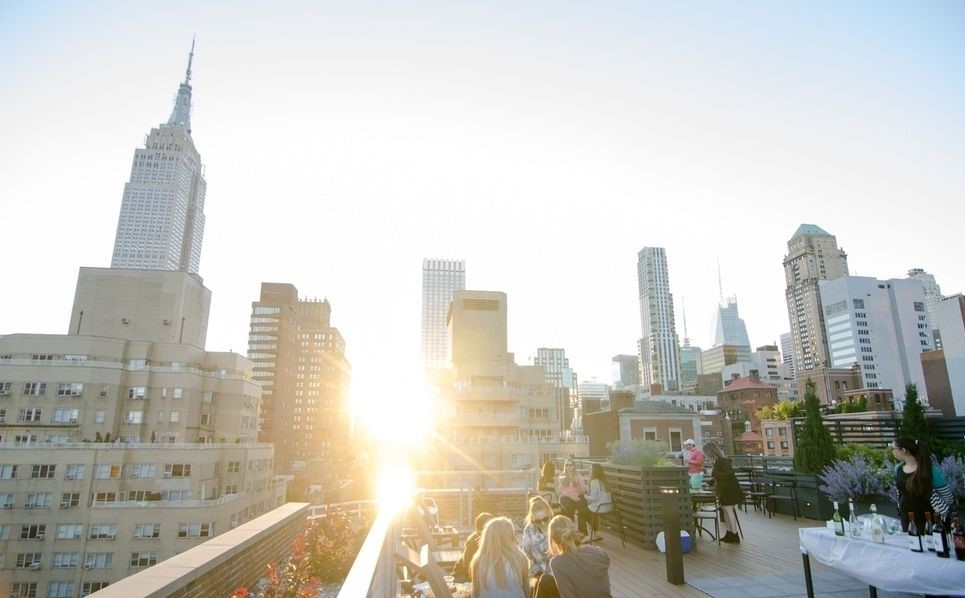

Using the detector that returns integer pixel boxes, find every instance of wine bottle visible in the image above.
[869,504,885,544]
[908,513,923,552]
[848,498,860,539]
[923,512,935,552]
[832,501,845,536]
[953,516,965,561]
[933,514,950,558]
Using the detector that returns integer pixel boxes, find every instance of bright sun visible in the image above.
[350,361,438,449]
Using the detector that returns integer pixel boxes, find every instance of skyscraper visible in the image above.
[421,258,465,368]
[248,283,351,472]
[637,247,681,391]
[110,41,207,274]
[713,296,751,348]
[819,276,934,402]
[534,348,578,433]
[783,224,848,374]
[907,268,944,344]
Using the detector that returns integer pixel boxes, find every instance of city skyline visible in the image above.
[2,2,964,407]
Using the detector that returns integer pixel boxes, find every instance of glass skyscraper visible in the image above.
[421,258,466,368]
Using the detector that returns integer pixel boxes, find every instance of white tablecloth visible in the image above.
[799,527,965,595]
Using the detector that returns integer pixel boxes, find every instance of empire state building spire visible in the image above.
[110,40,207,274]
[167,37,195,133]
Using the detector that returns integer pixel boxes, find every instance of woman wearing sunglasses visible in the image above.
[556,459,591,536]
[520,496,553,579]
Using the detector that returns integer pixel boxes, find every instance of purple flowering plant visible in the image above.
[939,456,965,502]
[818,454,898,504]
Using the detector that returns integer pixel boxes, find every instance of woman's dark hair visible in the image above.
[540,460,556,481]
[894,436,933,497]
[703,441,725,460]
[590,463,610,492]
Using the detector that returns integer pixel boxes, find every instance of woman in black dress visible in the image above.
[891,436,952,532]
[704,442,744,543]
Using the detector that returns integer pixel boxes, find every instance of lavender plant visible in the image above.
[818,454,898,504]
[939,455,965,502]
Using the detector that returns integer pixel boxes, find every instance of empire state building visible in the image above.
[110,41,207,274]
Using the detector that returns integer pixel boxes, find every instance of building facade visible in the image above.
[934,295,965,415]
[819,276,934,402]
[713,296,751,348]
[907,268,944,345]
[428,291,588,486]
[783,224,849,374]
[533,348,578,434]
[636,247,681,392]
[421,259,466,369]
[248,283,351,473]
[110,44,206,275]
[610,354,641,389]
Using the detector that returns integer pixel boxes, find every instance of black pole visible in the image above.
[662,487,684,584]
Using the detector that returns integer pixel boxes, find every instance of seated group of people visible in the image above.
[453,458,613,598]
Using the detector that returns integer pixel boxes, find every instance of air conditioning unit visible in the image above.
[69,417,78,423]
[36,534,45,540]
[229,521,238,528]
[60,502,71,508]
[133,534,143,539]
[84,564,93,570]
[29,562,41,570]
[121,317,130,324]
[65,473,75,480]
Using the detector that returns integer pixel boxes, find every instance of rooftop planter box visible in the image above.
[601,462,691,549]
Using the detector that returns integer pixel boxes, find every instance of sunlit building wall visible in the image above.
[248,283,351,473]
[783,224,849,374]
[533,348,578,434]
[819,276,934,403]
[422,259,465,369]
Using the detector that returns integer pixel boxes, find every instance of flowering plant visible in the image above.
[818,454,898,504]
[939,455,965,502]
[608,439,669,468]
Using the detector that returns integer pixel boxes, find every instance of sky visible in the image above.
[1,1,964,414]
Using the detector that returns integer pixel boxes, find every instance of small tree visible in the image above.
[839,395,867,414]
[794,379,837,474]
[897,383,933,443]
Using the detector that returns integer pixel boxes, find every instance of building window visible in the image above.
[124,411,144,424]
[94,464,121,479]
[46,581,76,597]
[0,493,13,508]
[84,552,113,569]
[668,429,683,452]
[24,492,52,508]
[767,441,775,449]
[60,493,80,508]
[56,383,84,397]
[133,523,161,539]
[781,441,789,449]
[129,551,158,567]
[163,464,191,478]
[51,552,79,569]
[52,409,80,423]
[0,381,11,395]
[64,464,85,480]
[778,428,787,437]
[18,408,42,422]
[31,464,56,479]
[177,522,212,538]
[227,461,240,473]
[200,413,213,426]
[88,524,117,540]
[94,410,106,423]
[23,382,47,396]
[20,524,46,540]
[642,427,657,441]
[128,387,147,400]
[56,524,83,540]
[126,464,156,479]
[81,582,110,596]
[0,464,19,479]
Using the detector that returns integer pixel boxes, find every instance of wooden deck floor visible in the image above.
[602,506,823,597]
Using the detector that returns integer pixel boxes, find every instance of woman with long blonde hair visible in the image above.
[470,517,528,598]
[547,515,612,598]
[556,458,590,535]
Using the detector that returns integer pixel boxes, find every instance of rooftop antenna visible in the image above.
[716,254,724,304]
[185,35,195,85]
[681,298,690,347]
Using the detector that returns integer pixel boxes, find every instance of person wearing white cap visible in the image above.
[683,439,704,490]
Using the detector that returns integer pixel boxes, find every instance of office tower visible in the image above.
[637,247,681,391]
[110,42,207,274]
[819,276,934,401]
[0,272,282,597]
[713,296,751,348]
[933,295,965,415]
[779,332,796,380]
[907,268,944,345]
[783,224,848,374]
[679,345,702,391]
[534,348,578,433]
[578,382,610,415]
[422,259,466,369]
[700,344,752,376]
[430,291,587,483]
[611,354,641,389]
[248,283,351,472]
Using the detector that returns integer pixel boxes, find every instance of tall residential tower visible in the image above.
[783,224,848,374]
[110,41,207,274]
[421,259,466,369]
[637,247,681,392]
